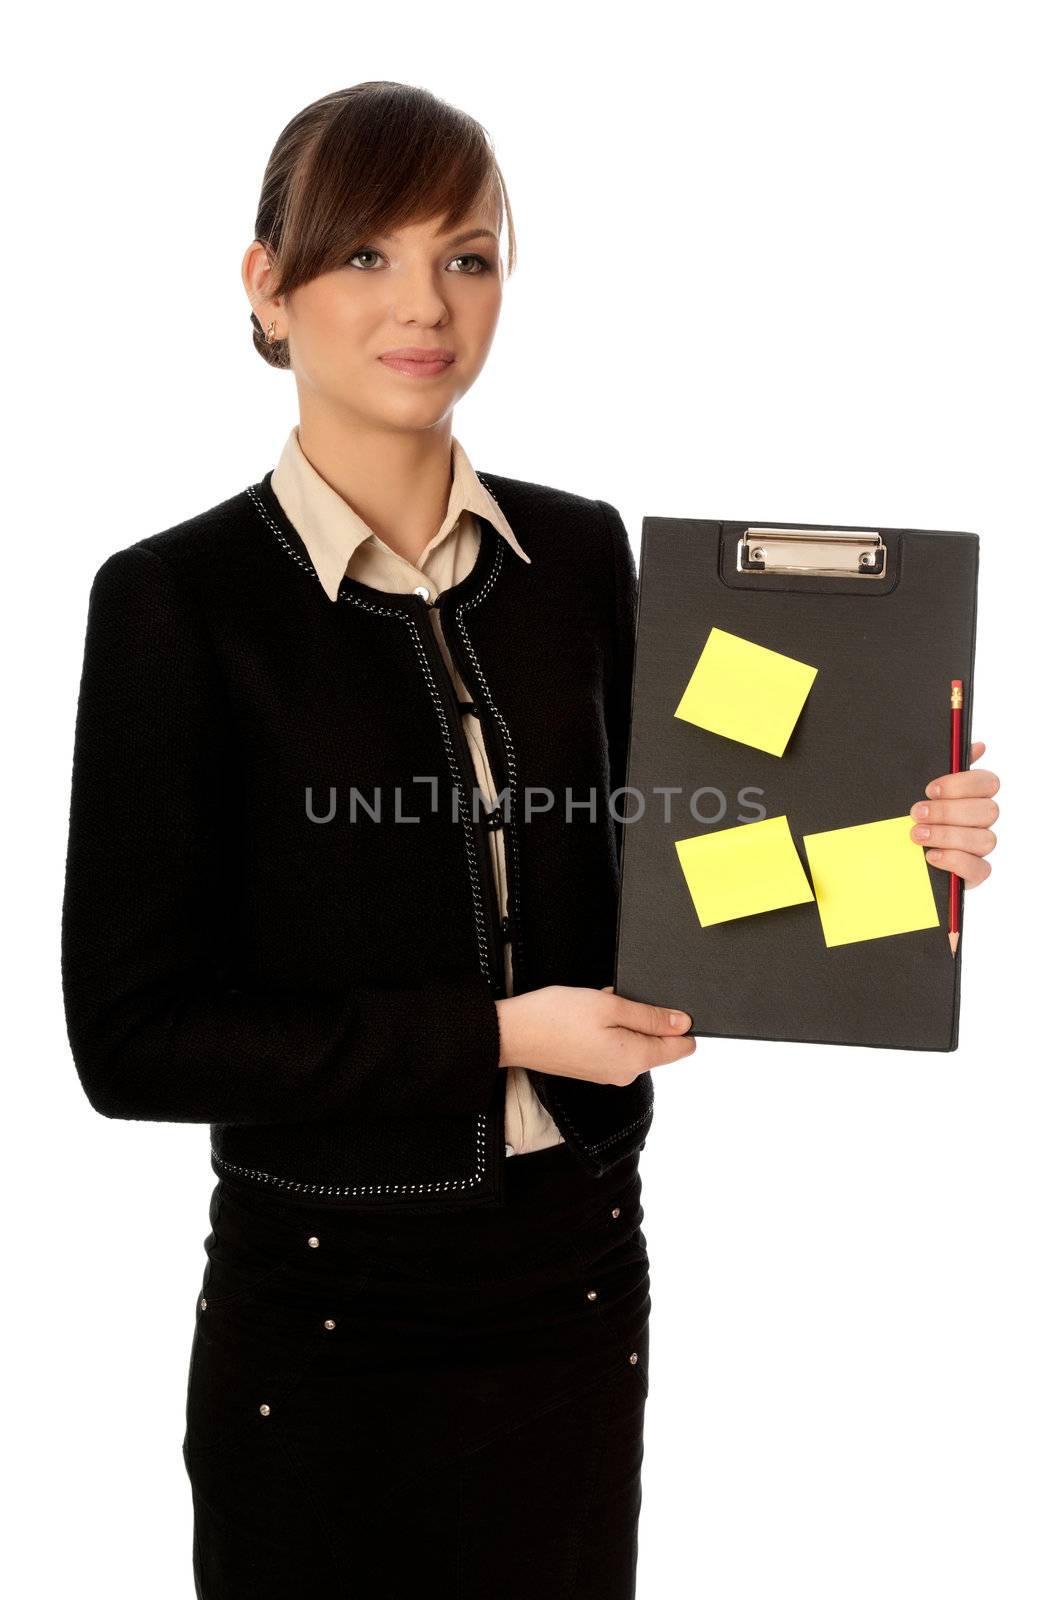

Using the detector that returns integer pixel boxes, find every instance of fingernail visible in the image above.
[670,1012,691,1029]
[914,825,931,840]
[915,803,930,818]
[928,849,942,860]
[927,783,941,798]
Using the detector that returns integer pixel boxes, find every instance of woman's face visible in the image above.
[245,195,504,432]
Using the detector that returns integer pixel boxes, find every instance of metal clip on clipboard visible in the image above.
[737,527,887,579]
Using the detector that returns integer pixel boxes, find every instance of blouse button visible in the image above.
[611,1207,621,1219]
[307,1236,320,1249]
[412,584,431,601]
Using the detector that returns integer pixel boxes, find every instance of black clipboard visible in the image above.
[613,517,979,1051]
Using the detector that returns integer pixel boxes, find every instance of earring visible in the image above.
[265,320,277,345]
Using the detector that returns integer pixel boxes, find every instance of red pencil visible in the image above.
[948,679,963,956]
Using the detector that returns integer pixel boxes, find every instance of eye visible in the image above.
[346,249,494,274]
[447,254,492,274]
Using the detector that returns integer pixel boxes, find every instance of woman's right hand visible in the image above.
[496,985,696,1087]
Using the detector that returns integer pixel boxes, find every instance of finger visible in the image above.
[609,994,692,1035]
[924,768,1000,800]
[969,740,986,763]
[924,847,993,885]
[912,823,997,855]
[910,797,1000,827]
[635,1033,698,1070]
[600,985,614,994]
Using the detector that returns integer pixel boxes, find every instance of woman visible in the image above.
[61,82,1001,1596]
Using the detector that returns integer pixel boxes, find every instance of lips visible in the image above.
[378,349,455,379]
[379,348,454,363]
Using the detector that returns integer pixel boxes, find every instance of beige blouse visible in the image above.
[270,425,565,1157]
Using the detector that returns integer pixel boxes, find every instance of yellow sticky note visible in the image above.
[674,627,818,757]
[675,815,815,928]
[803,815,940,948]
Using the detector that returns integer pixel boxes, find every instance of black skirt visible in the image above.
[182,1140,651,1598]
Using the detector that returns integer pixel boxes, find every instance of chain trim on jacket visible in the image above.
[238,482,495,1196]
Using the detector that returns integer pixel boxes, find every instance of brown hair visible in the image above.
[248,81,517,370]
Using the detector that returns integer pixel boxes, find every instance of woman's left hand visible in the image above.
[909,740,999,887]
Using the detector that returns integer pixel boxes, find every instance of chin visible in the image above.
[371,383,458,418]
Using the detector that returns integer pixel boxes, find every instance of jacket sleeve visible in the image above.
[60,544,502,1127]
[595,500,639,856]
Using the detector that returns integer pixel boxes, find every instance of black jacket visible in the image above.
[61,467,652,1212]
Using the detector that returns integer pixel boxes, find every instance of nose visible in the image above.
[390,267,450,327]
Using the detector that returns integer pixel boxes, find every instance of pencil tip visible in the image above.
[948,931,959,956]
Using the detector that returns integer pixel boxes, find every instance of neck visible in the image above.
[294,403,455,568]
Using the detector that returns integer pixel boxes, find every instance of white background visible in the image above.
[9,1,1059,1594]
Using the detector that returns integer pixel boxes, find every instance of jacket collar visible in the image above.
[268,424,531,602]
